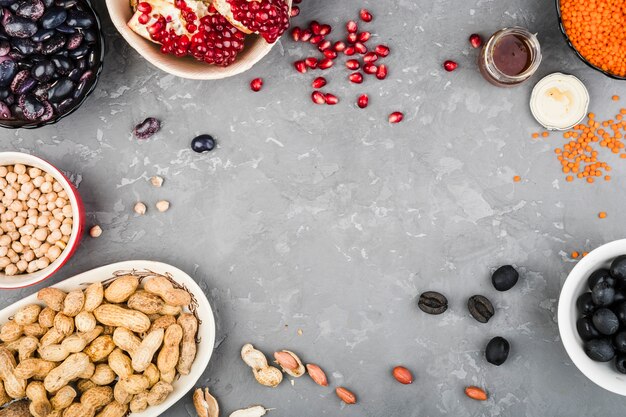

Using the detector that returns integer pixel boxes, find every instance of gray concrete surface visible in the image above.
[3,0,626,415]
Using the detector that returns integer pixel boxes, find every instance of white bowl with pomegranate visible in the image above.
[106,0,291,79]
[0,152,85,289]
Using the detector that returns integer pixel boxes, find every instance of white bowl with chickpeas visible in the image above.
[0,152,84,289]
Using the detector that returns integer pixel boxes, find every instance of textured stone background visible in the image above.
[3,0,626,415]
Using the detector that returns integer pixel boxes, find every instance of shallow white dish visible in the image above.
[0,260,215,415]
[558,239,626,396]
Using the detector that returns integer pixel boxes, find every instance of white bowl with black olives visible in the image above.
[558,239,626,396]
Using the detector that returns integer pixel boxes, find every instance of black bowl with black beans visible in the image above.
[0,0,104,128]
[576,255,626,373]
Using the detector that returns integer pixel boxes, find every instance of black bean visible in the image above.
[485,336,510,366]
[467,295,494,323]
[417,291,448,315]
[491,265,519,291]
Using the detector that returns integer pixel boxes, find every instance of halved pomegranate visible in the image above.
[213,0,290,43]
[128,0,247,67]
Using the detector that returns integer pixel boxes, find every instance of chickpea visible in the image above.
[3,222,15,232]
[0,247,7,257]
[16,260,26,272]
[12,217,25,228]
[18,225,34,236]
[5,264,17,276]
[27,261,37,273]
[47,230,61,244]
[29,188,41,200]
[48,219,60,230]
[5,172,17,184]
[60,224,72,236]
[0,167,7,177]
[19,235,30,246]
[40,182,52,193]
[58,190,67,199]
[29,239,41,250]
[17,191,27,201]
[62,205,72,217]
[46,202,56,211]
[17,174,29,185]
[60,236,68,244]
[33,229,47,242]
[37,195,46,205]
[26,199,38,209]
[52,182,63,192]
[32,176,44,188]
[46,245,61,261]
[0,257,9,268]
[0,235,10,247]
[7,251,18,264]
[36,257,49,270]
[4,210,15,221]
[4,188,16,200]
[11,241,23,253]
[7,231,19,241]
[23,250,34,262]
[13,164,25,175]
[37,216,49,227]
[21,182,34,195]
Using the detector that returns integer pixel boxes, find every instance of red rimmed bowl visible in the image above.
[0,152,84,289]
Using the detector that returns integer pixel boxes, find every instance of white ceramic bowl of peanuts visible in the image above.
[0,152,85,289]
[0,260,214,417]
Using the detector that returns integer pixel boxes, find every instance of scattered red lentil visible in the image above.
[599,212,607,219]
[571,251,580,259]
[613,95,620,101]
[542,131,549,137]
[513,175,521,182]
[583,252,589,257]
[532,133,539,139]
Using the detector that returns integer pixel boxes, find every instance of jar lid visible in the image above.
[529,73,589,130]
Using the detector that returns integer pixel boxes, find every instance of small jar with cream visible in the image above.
[530,73,589,130]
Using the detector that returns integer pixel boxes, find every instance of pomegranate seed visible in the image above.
[359,9,373,22]
[349,72,363,84]
[138,13,150,24]
[301,29,312,42]
[363,52,378,63]
[305,57,318,69]
[319,24,332,36]
[375,44,390,57]
[347,33,357,44]
[318,40,331,51]
[344,47,355,56]
[358,31,370,42]
[310,21,321,35]
[312,77,327,89]
[354,42,367,54]
[290,6,299,17]
[311,91,326,105]
[294,60,307,73]
[291,27,302,41]
[323,50,337,59]
[318,58,334,69]
[443,60,458,72]
[293,0,301,3]
[334,41,346,52]
[469,33,482,48]
[346,20,358,33]
[357,93,368,108]
[325,93,339,105]
[137,2,152,13]
[363,63,377,74]
[376,64,388,80]
[346,59,360,70]
[310,35,324,45]
[389,112,404,123]
[250,78,263,92]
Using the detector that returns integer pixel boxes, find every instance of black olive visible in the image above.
[592,281,615,306]
[616,355,626,374]
[491,265,519,291]
[588,268,615,290]
[614,332,626,353]
[577,317,601,341]
[592,308,619,335]
[613,301,626,325]
[485,336,510,366]
[611,256,626,282]
[584,338,615,362]
[576,292,597,316]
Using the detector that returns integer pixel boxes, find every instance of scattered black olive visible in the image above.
[417,291,448,315]
[191,134,216,153]
[584,338,615,362]
[491,265,519,291]
[485,336,510,366]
